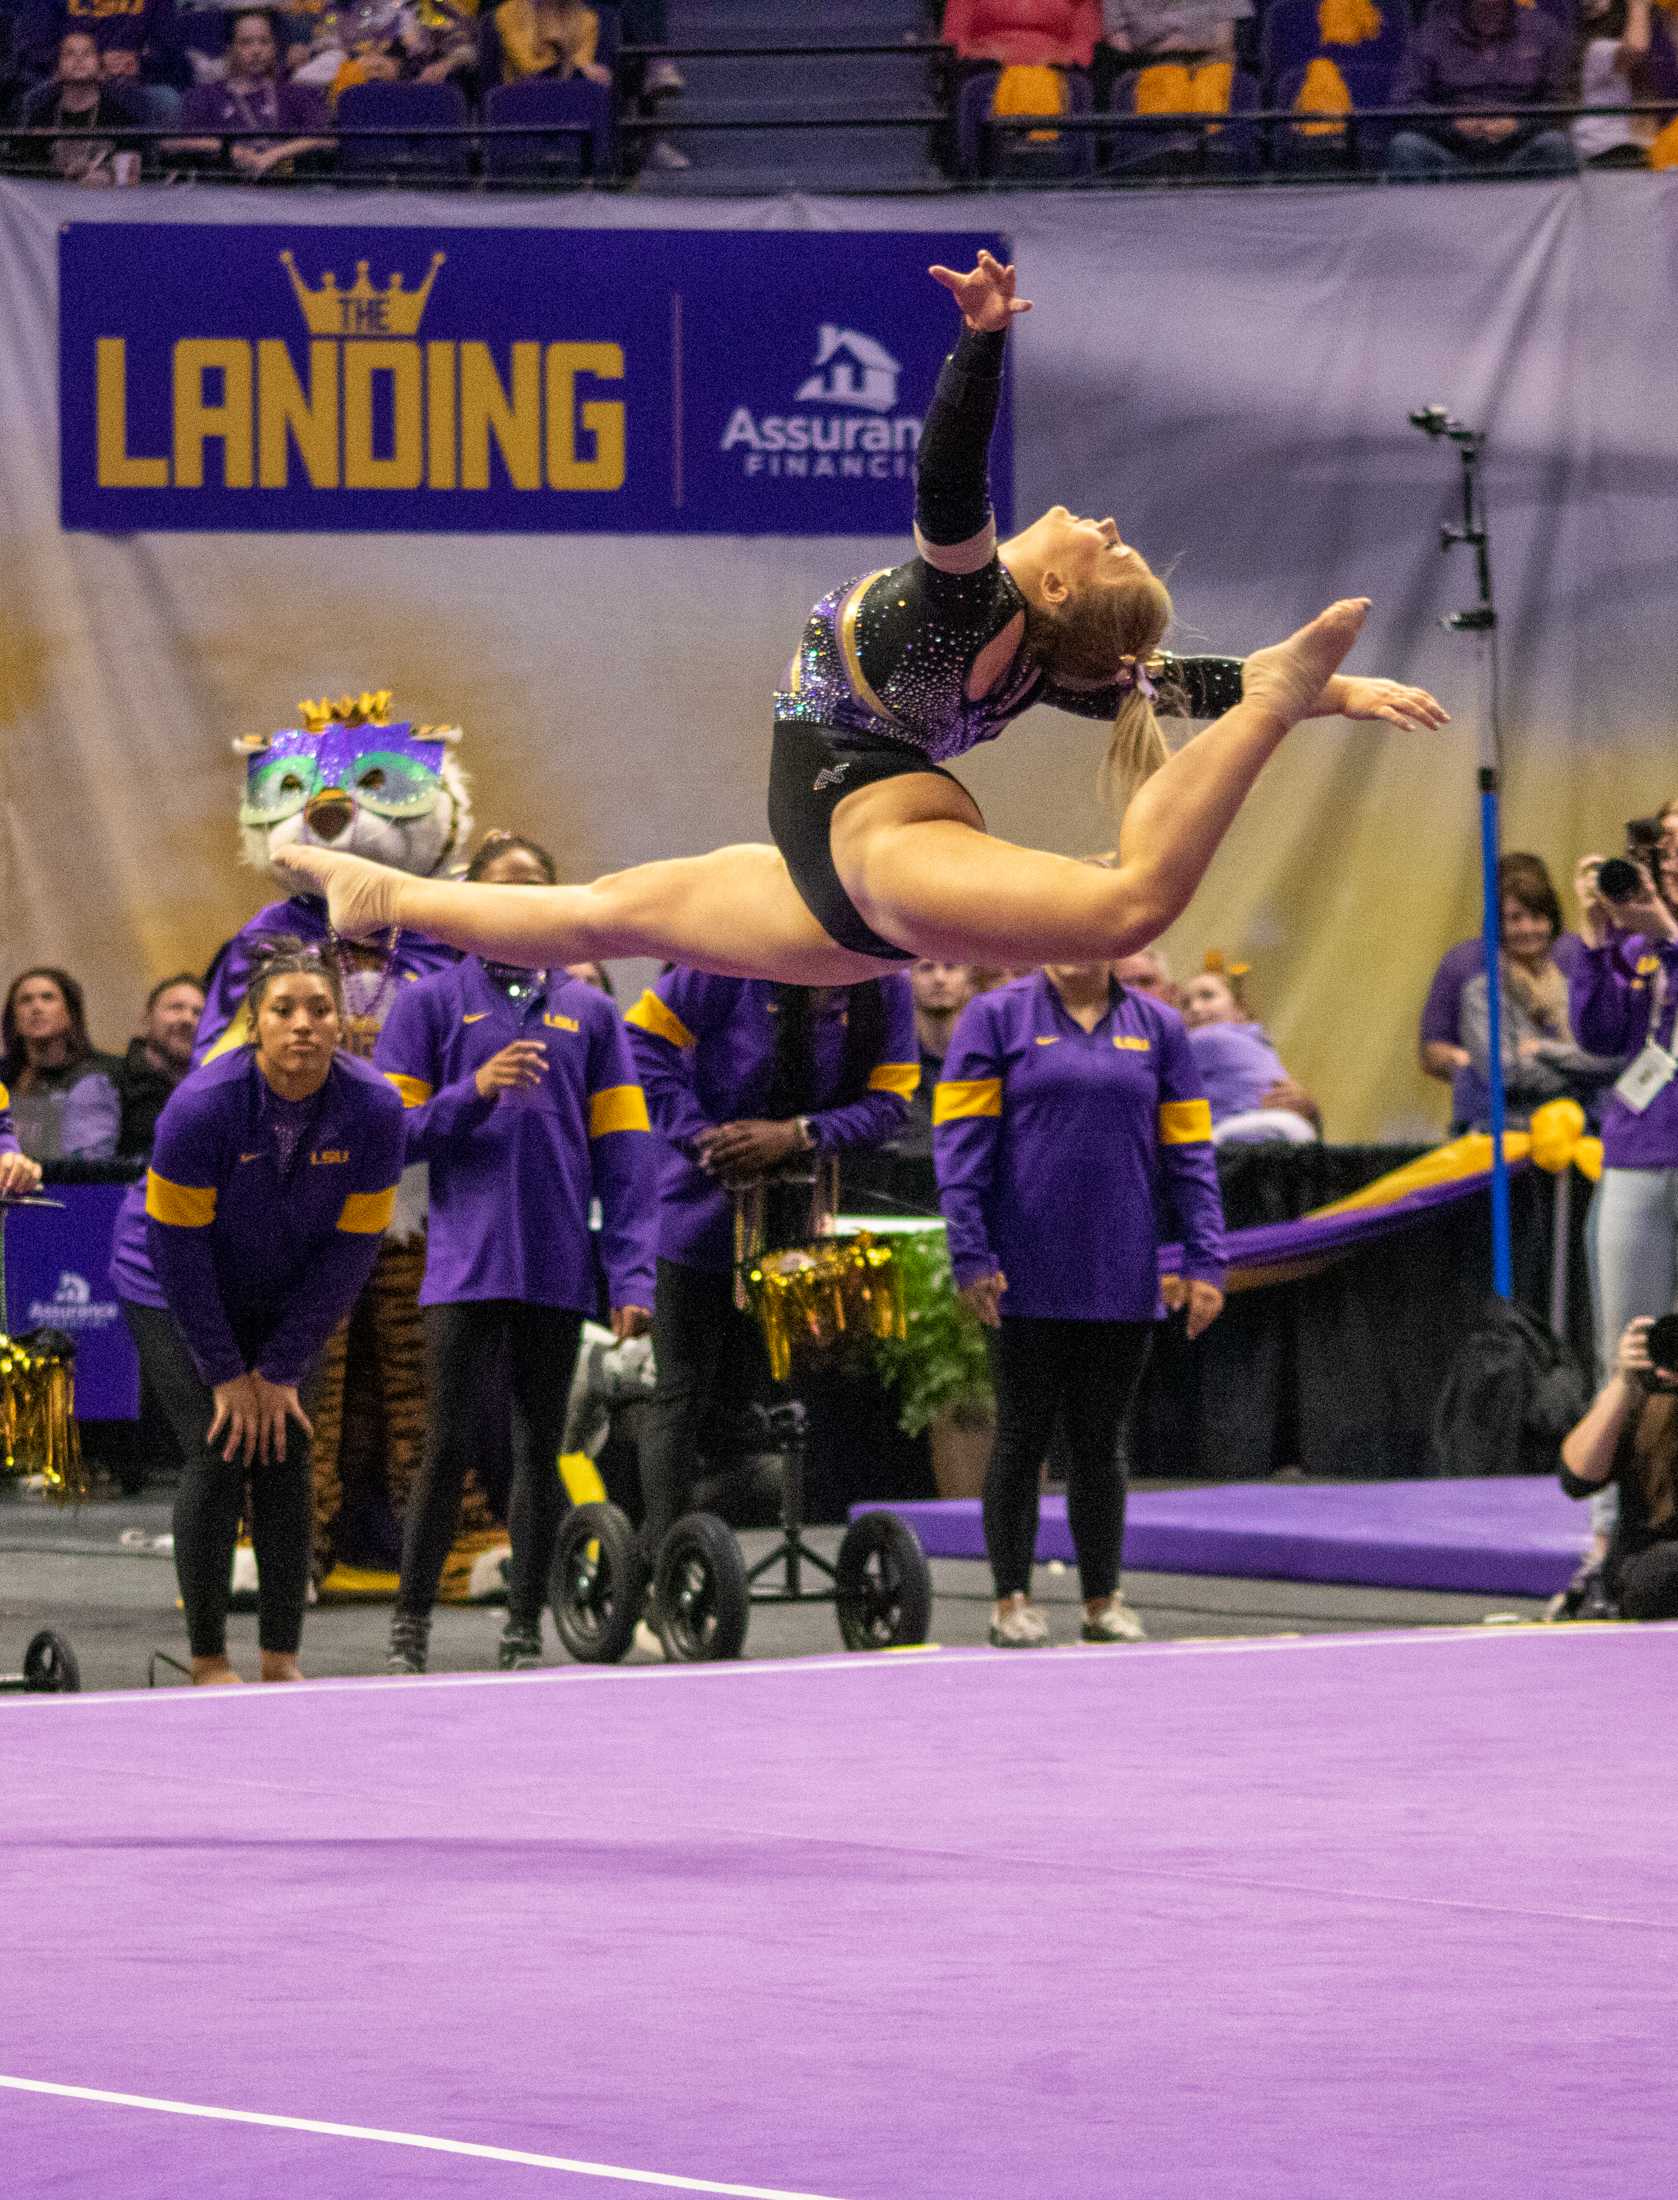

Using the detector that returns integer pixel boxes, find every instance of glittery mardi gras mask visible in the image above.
[233,691,472,880]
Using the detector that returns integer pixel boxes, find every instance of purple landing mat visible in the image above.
[4,1633,1678,2197]
[867,1477,1588,1597]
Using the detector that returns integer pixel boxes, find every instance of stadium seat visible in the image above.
[483,77,615,180]
[1104,62,1260,178]
[335,81,473,180]
[956,62,1096,178]
[1271,57,1395,171]
[1260,0,1407,98]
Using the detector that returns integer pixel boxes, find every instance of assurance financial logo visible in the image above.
[721,324,924,483]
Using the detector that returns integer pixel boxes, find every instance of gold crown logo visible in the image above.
[280,251,445,339]
[297,691,396,733]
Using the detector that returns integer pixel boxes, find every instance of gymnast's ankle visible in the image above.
[190,1654,242,1685]
[258,1650,305,1683]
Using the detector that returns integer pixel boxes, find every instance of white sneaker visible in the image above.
[647,138,691,172]
[643,59,686,95]
[631,1618,668,1660]
[988,1599,1051,1648]
[1081,1594,1146,1643]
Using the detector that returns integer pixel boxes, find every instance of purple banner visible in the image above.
[4,1186,140,1420]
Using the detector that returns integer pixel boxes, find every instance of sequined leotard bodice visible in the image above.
[770,327,1242,765]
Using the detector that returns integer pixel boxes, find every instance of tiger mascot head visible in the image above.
[234,689,472,880]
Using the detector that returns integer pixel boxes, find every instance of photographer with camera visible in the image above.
[1571,815,1678,1361]
[1559,1315,1678,1619]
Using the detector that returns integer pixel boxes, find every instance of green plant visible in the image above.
[870,1227,994,1439]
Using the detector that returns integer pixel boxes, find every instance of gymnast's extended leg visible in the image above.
[275,597,1379,978]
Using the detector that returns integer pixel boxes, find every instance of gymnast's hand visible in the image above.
[957,1271,1007,1329]
[475,1040,547,1100]
[612,1306,651,1342]
[928,250,1032,334]
[0,1150,43,1198]
[1315,674,1450,732]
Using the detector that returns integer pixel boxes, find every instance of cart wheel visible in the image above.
[653,1513,750,1663]
[23,1630,82,1694]
[835,1513,933,1651]
[548,1503,645,1664]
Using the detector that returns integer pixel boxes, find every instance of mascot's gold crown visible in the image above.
[298,690,396,733]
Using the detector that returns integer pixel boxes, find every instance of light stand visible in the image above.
[1410,404,1512,1299]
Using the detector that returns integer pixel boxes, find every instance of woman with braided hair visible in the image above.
[277,253,1447,983]
[110,938,406,1683]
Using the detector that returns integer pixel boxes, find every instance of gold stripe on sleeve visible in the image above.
[385,1072,434,1110]
[589,1084,652,1138]
[839,571,903,728]
[624,990,696,1051]
[0,1080,9,1110]
[932,1078,1003,1125]
[1158,1098,1214,1145]
[868,1061,922,1097]
[145,1172,218,1228]
[338,1185,398,1235]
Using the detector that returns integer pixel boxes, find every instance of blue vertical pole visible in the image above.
[1478,764,1514,1298]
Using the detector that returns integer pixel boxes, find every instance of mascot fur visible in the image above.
[197,691,509,1599]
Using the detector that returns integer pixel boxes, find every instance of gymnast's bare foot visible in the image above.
[1241,598,1371,728]
[259,1652,305,1683]
[191,1655,242,1685]
[271,845,405,941]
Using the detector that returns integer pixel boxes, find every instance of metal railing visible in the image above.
[1,100,1667,191]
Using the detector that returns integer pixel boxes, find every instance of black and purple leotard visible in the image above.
[767,324,1242,960]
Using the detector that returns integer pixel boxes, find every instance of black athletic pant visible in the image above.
[984,1316,1153,1602]
[397,1300,584,1627]
[122,1300,314,1660]
[637,1258,771,1562]
[1616,1541,1678,1620]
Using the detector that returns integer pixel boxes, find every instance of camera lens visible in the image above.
[1596,858,1644,902]
[1647,1315,1678,1382]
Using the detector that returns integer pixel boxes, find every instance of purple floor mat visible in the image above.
[868,1477,1588,1597]
[3,1631,1676,2196]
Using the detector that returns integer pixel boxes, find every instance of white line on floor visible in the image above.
[2,1618,1669,1713]
[0,2076,848,2198]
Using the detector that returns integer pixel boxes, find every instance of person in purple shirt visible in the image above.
[0,1081,45,1199]
[168,9,330,179]
[110,939,405,1686]
[1179,970,1319,1144]
[934,957,1225,1647]
[625,965,918,1592]
[1418,853,1585,1128]
[1387,0,1575,176]
[373,832,657,1676]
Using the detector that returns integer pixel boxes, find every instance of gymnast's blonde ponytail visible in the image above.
[1099,684,1172,831]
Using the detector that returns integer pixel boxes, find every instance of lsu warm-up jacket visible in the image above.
[374,958,657,1313]
[625,970,919,1274]
[111,1048,406,1387]
[933,973,1225,1322]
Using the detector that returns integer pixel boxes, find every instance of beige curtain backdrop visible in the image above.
[2,176,1670,1139]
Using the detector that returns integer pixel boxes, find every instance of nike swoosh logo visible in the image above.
[463,1013,490,1024]
[1035,1036,1059,1046]
[239,1152,262,1163]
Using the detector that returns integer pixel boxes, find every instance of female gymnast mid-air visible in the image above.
[277,252,1447,978]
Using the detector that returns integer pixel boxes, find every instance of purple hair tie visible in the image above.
[1118,658,1158,705]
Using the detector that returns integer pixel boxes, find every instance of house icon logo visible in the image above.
[54,1273,92,1307]
[794,326,901,415]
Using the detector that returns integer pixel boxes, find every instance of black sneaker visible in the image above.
[498,1618,544,1670]
[387,1612,430,1675]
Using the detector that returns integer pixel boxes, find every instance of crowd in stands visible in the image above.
[3,0,1673,184]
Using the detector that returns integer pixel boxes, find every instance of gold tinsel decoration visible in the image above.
[0,1331,87,1502]
[742,1232,906,1385]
